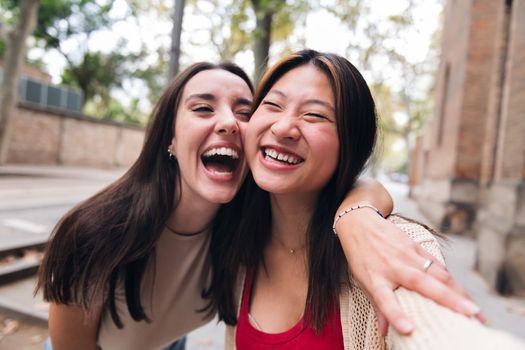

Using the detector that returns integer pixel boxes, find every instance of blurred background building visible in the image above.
[410,0,525,296]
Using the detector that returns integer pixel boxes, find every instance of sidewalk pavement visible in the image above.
[0,165,523,349]
[0,164,125,211]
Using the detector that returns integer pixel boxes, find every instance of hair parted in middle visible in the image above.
[209,49,378,332]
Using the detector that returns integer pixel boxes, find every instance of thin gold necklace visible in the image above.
[273,236,306,255]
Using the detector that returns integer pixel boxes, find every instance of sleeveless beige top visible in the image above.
[97,228,213,350]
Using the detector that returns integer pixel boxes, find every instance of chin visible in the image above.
[253,177,292,194]
[204,190,238,204]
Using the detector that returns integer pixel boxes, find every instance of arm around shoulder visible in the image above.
[48,302,102,350]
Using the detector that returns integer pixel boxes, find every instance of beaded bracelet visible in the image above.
[332,204,385,235]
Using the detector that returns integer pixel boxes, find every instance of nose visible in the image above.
[215,110,239,135]
[270,116,300,141]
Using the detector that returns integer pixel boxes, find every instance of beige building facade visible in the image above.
[411,0,525,295]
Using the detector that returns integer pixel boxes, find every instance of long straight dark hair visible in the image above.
[209,49,378,332]
[37,62,253,327]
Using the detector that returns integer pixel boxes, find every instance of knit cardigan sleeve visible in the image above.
[383,217,525,350]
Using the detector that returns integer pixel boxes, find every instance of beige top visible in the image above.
[98,228,213,350]
[225,216,525,350]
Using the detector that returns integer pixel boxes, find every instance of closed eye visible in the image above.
[237,110,251,119]
[192,105,213,113]
[262,100,281,108]
[305,112,330,121]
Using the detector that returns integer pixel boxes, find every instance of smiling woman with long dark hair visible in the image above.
[210,49,525,350]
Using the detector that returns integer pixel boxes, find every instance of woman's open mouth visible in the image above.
[201,146,241,177]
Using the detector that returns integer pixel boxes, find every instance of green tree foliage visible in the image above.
[33,0,114,50]
[125,0,172,106]
[31,0,116,103]
[329,0,441,173]
[133,48,168,105]
[28,0,153,124]
[60,50,124,108]
[185,0,251,61]
[188,0,312,81]
[250,0,314,81]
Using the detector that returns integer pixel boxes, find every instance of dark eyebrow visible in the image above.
[185,93,216,103]
[236,97,253,106]
[186,94,252,106]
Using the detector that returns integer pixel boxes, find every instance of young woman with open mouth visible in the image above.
[39,60,481,350]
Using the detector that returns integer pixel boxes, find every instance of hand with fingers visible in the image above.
[333,206,486,336]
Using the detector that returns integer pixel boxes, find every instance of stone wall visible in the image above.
[7,102,144,168]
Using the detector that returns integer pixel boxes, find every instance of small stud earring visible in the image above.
[167,148,176,161]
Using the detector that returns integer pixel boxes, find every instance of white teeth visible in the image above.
[211,170,232,176]
[263,148,301,165]
[203,147,239,159]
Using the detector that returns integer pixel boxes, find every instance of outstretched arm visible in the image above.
[387,218,522,349]
[336,178,483,335]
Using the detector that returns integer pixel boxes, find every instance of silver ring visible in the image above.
[423,259,433,273]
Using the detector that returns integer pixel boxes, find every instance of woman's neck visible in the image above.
[166,186,220,234]
[270,192,318,249]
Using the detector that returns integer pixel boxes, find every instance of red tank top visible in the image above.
[236,269,344,350]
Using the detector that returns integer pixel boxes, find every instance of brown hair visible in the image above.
[209,49,378,331]
[37,62,253,327]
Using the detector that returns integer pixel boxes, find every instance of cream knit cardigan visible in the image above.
[225,216,525,350]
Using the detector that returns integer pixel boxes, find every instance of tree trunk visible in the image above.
[251,0,273,84]
[0,0,40,164]
[167,0,185,80]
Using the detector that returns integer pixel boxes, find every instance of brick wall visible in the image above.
[475,0,525,295]
[7,107,61,164]
[6,103,144,168]
[496,0,525,182]
[411,0,516,233]
[424,0,471,180]
[411,0,525,294]
[421,0,508,183]
[456,0,505,180]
